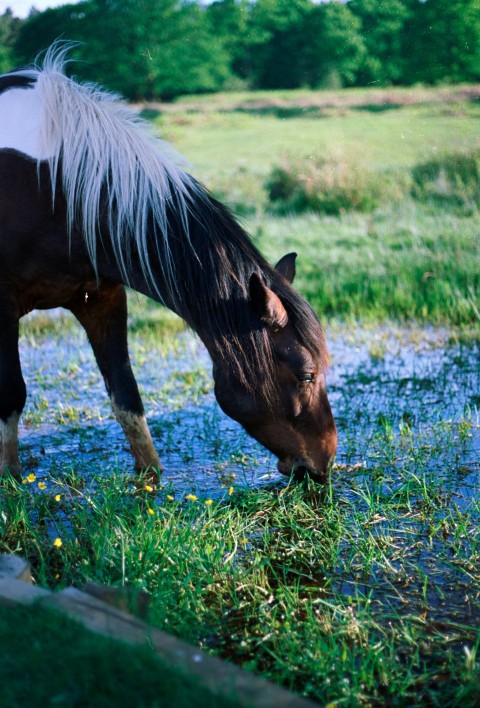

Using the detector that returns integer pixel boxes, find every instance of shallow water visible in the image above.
[17,317,480,503]
[329,327,480,502]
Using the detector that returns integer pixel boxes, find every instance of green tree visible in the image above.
[301,2,366,88]
[243,0,313,88]
[349,0,410,85]
[15,0,232,99]
[403,0,480,83]
[13,3,88,68]
[206,0,251,81]
[0,8,23,72]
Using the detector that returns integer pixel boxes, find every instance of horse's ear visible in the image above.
[249,273,289,330]
[275,252,297,284]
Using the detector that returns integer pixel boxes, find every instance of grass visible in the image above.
[0,407,479,706]
[251,204,480,324]
[150,85,480,330]
[0,604,237,707]
[155,88,480,179]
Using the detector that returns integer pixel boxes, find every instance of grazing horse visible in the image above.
[0,47,336,484]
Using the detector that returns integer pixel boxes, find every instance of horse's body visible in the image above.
[0,48,336,484]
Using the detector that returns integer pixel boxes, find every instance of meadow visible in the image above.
[1,85,479,705]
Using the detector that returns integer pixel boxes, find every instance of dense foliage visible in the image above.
[1,0,479,99]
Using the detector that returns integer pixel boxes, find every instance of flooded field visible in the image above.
[18,314,479,502]
[10,312,480,696]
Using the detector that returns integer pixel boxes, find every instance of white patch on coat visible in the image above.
[1,44,203,303]
[0,84,54,159]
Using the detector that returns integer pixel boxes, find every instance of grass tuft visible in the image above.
[265,156,409,215]
[412,151,480,207]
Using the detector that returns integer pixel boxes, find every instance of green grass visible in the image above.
[0,604,237,707]
[1,409,479,707]
[157,90,480,179]
[150,85,480,330]
[251,204,480,324]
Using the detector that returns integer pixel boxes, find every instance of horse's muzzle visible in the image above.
[277,459,328,484]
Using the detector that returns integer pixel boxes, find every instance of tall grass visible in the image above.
[412,151,480,206]
[265,157,410,214]
[265,150,480,216]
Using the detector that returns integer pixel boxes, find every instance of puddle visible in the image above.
[17,317,479,503]
[18,316,276,497]
[328,327,480,505]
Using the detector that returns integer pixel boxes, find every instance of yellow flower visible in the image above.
[147,507,155,515]
[228,486,234,496]
[166,494,174,501]
[144,484,154,492]
[24,473,36,484]
[53,537,63,548]
[37,482,47,490]
[54,494,62,502]
[185,494,198,502]
[205,499,213,506]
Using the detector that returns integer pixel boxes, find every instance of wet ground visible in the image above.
[18,316,479,501]
[14,314,480,627]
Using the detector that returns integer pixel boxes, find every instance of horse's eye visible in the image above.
[297,373,315,384]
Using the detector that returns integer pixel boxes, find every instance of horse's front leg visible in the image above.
[0,292,27,477]
[69,286,163,483]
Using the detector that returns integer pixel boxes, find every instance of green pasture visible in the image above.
[1,86,479,706]
[149,85,480,329]
[157,86,480,176]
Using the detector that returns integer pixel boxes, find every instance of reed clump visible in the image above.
[265,150,480,215]
[412,151,480,207]
[265,157,409,215]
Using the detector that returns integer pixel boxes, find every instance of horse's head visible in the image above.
[213,253,337,483]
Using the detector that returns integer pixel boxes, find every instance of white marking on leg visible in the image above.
[111,399,163,474]
[0,413,22,476]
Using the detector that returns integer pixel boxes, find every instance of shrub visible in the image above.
[412,151,480,206]
[210,167,268,216]
[265,157,408,215]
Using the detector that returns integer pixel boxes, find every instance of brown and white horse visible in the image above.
[0,46,336,485]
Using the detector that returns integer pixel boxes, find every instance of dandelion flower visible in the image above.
[147,507,155,515]
[54,494,62,502]
[185,494,198,502]
[24,473,36,484]
[205,499,213,506]
[37,482,47,490]
[53,537,63,548]
[228,486,234,496]
[166,494,174,501]
[144,484,153,492]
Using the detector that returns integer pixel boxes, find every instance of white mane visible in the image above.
[12,45,200,298]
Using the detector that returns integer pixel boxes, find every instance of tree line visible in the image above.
[1,0,479,100]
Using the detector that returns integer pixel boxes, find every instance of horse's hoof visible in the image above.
[0,464,24,481]
[134,465,163,489]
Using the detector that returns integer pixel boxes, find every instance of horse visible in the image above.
[0,46,337,485]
